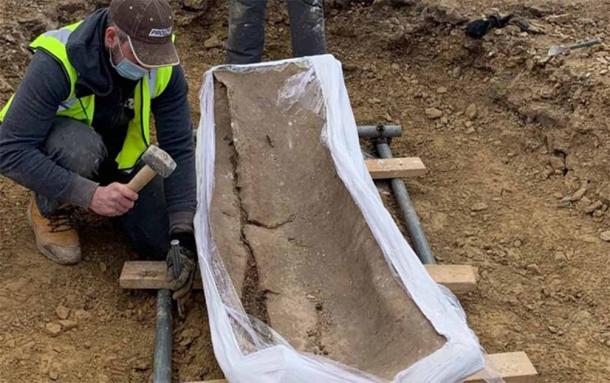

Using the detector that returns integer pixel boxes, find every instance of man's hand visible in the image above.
[166,241,197,301]
[89,183,138,217]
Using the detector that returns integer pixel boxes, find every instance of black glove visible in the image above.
[466,14,513,39]
[166,232,197,301]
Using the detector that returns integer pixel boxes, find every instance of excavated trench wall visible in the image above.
[208,63,445,379]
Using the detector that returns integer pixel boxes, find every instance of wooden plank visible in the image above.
[188,352,537,383]
[425,264,478,295]
[119,261,203,290]
[365,157,427,179]
[120,262,476,294]
[466,352,538,383]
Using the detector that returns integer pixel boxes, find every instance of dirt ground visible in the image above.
[0,0,608,382]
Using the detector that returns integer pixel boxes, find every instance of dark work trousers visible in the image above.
[37,116,169,260]
[225,0,327,64]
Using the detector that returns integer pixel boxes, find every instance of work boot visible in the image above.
[27,198,81,265]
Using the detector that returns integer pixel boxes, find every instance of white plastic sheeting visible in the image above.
[195,54,492,382]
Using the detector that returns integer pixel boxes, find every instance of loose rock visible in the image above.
[46,322,62,337]
[204,35,222,49]
[597,183,610,204]
[527,264,541,274]
[471,202,489,212]
[74,309,91,322]
[55,305,70,320]
[570,187,587,202]
[584,201,603,214]
[179,337,195,348]
[59,320,78,331]
[182,0,208,11]
[548,156,565,172]
[0,76,13,93]
[425,107,443,120]
[465,103,478,120]
[600,231,610,242]
[180,328,201,341]
[581,234,598,243]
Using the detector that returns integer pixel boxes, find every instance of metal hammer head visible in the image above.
[141,145,176,178]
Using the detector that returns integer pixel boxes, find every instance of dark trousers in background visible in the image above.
[226,0,327,64]
[37,117,169,260]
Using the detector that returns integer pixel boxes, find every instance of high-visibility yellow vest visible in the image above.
[0,21,174,170]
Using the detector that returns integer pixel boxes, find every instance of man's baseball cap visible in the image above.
[109,0,180,68]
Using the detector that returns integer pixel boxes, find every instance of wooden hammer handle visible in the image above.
[127,165,157,192]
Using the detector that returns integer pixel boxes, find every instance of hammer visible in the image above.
[127,145,177,192]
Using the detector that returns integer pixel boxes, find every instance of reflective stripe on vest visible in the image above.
[0,21,174,170]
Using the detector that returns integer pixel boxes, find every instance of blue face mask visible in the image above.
[110,41,148,81]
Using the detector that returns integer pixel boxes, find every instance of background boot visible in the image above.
[28,198,82,265]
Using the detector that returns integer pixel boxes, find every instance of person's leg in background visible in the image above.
[225,0,269,64]
[286,0,327,57]
[31,116,107,264]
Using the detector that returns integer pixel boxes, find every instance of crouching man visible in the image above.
[0,0,197,300]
